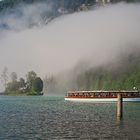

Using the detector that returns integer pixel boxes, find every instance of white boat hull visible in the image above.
[65,97,140,102]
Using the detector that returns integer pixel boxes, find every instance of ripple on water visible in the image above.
[0,96,140,139]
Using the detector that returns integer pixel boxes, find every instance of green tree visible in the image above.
[19,78,25,88]
[5,72,19,93]
[32,77,43,94]
[18,77,26,92]
[5,81,19,92]
[26,71,37,92]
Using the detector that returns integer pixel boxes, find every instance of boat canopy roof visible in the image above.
[68,90,139,94]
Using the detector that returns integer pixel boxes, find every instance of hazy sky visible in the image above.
[0,3,140,91]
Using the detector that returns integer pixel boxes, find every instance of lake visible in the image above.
[0,96,140,139]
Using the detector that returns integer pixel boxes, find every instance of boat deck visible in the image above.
[65,90,140,102]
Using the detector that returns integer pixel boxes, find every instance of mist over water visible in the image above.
[0,3,140,91]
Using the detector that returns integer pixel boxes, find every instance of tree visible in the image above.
[0,67,8,91]
[18,77,26,92]
[11,72,17,82]
[26,71,37,83]
[19,78,25,88]
[5,72,19,93]
[5,81,19,92]
[26,71,37,91]
[32,77,43,94]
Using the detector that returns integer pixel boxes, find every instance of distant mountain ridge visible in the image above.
[0,0,95,31]
[0,0,139,31]
[0,0,139,13]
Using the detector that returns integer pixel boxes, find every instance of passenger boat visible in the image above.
[65,90,140,102]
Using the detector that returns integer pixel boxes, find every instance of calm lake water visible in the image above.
[0,96,140,140]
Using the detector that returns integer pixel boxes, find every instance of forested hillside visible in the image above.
[0,0,139,13]
[44,48,140,93]
[0,0,96,30]
[0,0,139,31]
[75,51,140,91]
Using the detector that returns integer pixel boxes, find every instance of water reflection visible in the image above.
[116,116,123,125]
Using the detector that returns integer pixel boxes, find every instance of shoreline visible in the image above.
[0,93,43,96]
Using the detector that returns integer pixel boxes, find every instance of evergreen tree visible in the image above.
[32,77,43,94]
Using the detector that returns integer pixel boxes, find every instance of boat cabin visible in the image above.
[66,90,140,98]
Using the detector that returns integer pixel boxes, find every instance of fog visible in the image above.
[0,2,140,91]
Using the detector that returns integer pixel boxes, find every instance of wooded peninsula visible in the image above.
[0,69,43,95]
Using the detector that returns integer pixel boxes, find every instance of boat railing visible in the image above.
[66,90,140,98]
